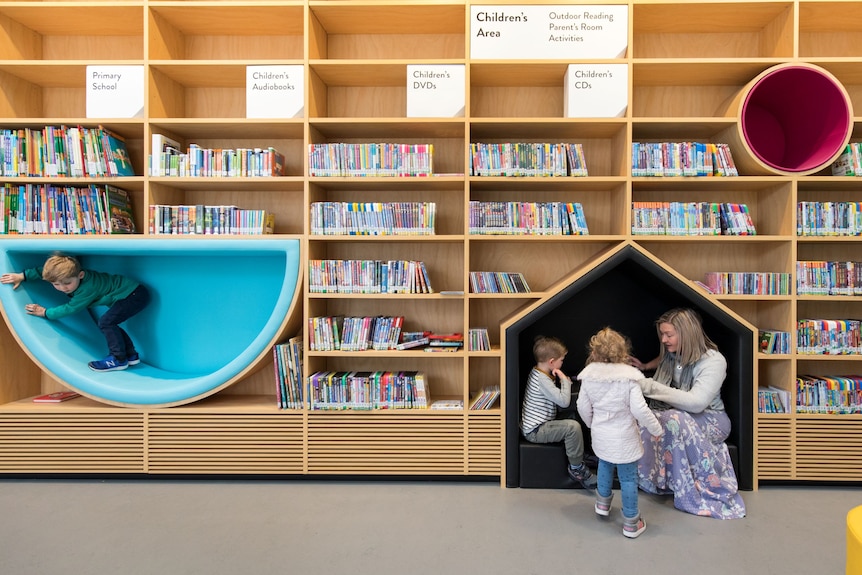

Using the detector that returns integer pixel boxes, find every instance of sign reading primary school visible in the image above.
[470,5,628,60]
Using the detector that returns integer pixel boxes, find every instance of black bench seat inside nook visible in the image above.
[504,244,753,490]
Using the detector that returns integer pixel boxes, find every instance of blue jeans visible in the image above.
[597,458,639,519]
[97,285,150,362]
[524,415,585,466]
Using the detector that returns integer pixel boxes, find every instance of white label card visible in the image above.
[470,5,628,60]
[86,65,145,118]
[246,65,304,119]
[406,65,466,118]
[564,64,628,118]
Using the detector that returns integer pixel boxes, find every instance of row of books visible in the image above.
[797,319,861,355]
[831,143,862,176]
[468,328,491,352]
[150,136,285,178]
[308,259,433,294]
[631,142,738,177]
[308,316,404,352]
[796,375,862,414]
[469,385,500,410]
[469,142,587,177]
[310,201,436,236]
[468,201,589,235]
[469,271,531,294]
[273,337,303,409]
[702,272,791,295]
[307,370,429,410]
[796,260,862,296]
[148,204,274,236]
[758,386,791,413]
[1,125,134,178]
[1,183,135,235]
[797,201,862,236]
[631,202,756,236]
[759,330,791,355]
[308,143,433,177]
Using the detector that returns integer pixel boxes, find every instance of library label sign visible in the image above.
[470,5,628,59]
[246,65,304,119]
[565,64,628,117]
[86,66,144,118]
[407,65,465,117]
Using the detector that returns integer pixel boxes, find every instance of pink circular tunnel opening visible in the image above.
[741,66,851,173]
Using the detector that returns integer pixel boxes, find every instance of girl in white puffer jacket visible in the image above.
[577,327,662,539]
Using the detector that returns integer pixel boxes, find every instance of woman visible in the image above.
[630,308,746,519]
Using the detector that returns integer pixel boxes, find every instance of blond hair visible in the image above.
[41,255,81,283]
[532,335,567,363]
[656,308,717,366]
[586,327,631,364]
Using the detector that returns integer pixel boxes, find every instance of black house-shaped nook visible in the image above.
[503,242,755,491]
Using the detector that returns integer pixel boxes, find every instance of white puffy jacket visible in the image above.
[576,362,662,464]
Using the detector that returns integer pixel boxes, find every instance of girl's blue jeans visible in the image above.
[597,458,640,519]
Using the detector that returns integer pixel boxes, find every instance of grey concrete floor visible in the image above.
[0,479,856,575]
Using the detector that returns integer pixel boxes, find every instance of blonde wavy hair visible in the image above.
[586,327,631,364]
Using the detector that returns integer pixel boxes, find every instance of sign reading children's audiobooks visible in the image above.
[86,66,144,118]
[406,65,465,118]
[565,64,628,118]
[246,65,304,119]
[470,5,628,60]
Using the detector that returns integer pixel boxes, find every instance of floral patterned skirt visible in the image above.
[638,409,746,519]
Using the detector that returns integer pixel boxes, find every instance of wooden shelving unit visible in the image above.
[0,0,860,485]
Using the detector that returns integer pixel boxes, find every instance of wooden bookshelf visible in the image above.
[0,0,860,485]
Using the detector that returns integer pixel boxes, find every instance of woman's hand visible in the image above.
[0,272,24,290]
[25,303,46,317]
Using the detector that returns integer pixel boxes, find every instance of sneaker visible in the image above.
[583,454,600,469]
[623,515,647,539]
[88,355,128,372]
[595,492,613,517]
[127,353,141,366]
[568,463,598,489]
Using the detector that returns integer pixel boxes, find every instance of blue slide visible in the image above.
[0,238,301,407]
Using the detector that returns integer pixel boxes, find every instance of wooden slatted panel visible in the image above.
[0,414,145,472]
[796,418,862,481]
[307,413,464,474]
[756,417,793,480]
[147,414,304,474]
[467,413,501,475]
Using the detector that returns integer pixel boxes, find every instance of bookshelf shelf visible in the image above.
[0,0,859,484]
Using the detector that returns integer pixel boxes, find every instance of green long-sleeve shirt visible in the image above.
[24,268,139,320]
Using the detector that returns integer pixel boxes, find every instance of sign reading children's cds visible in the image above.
[406,65,465,117]
[470,5,628,59]
[565,64,628,117]
[246,65,304,119]
[86,66,144,118]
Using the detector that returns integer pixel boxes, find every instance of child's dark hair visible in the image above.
[41,255,81,283]
[533,335,567,363]
[586,327,631,364]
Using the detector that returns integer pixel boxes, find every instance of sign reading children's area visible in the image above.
[470,5,628,60]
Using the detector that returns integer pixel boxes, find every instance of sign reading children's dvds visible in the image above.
[86,65,144,118]
[470,5,628,60]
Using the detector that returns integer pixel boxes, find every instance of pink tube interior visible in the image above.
[741,66,851,173]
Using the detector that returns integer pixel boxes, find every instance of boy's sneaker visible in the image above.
[568,463,598,489]
[127,353,141,366]
[623,514,647,539]
[88,355,128,372]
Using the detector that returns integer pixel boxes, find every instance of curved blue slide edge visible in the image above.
[0,238,300,406]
